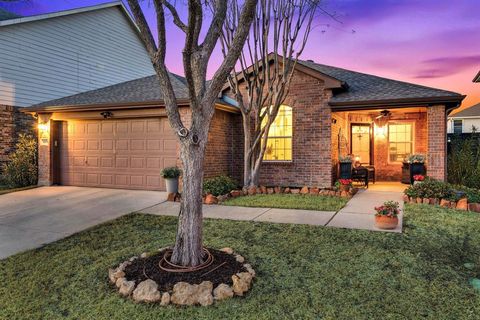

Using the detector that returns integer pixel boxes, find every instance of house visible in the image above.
[23,57,464,190]
[0,2,155,169]
[447,103,480,134]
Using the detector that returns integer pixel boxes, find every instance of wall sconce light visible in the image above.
[100,111,113,119]
[38,122,49,132]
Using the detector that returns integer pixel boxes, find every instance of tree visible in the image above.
[221,0,320,187]
[126,0,257,267]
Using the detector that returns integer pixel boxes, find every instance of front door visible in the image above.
[351,124,372,165]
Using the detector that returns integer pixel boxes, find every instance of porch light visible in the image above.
[38,122,49,132]
[374,123,386,138]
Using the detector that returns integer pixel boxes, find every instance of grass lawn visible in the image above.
[223,193,348,211]
[1,205,480,319]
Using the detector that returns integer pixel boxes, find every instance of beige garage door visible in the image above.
[59,118,177,191]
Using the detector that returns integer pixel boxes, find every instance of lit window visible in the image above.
[388,123,413,162]
[263,105,292,161]
[453,120,463,134]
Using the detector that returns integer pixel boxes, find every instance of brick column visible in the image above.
[427,105,447,181]
[37,113,53,186]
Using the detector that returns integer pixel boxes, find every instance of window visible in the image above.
[263,105,292,161]
[388,122,413,163]
[453,119,463,134]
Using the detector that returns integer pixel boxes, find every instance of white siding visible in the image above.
[447,118,480,133]
[0,6,155,107]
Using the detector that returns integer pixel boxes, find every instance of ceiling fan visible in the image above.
[374,109,391,126]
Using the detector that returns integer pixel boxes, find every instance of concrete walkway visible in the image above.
[326,183,405,233]
[0,186,167,259]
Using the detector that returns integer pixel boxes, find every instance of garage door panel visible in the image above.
[59,118,177,190]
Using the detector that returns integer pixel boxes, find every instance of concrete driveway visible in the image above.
[0,186,167,259]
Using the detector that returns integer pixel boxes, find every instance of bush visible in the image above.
[404,178,453,200]
[2,134,38,187]
[448,134,480,188]
[160,166,182,179]
[203,175,238,196]
[449,184,480,203]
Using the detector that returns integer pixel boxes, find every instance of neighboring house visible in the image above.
[447,103,480,134]
[474,71,480,83]
[0,2,155,169]
[23,57,464,190]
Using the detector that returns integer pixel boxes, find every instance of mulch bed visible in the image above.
[124,248,246,292]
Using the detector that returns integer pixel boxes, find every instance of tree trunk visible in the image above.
[243,114,254,187]
[170,139,206,267]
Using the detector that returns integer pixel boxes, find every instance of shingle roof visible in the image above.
[31,73,189,108]
[297,59,462,104]
[450,103,480,118]
[0,8,21,21]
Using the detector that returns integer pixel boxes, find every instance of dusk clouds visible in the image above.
[1,0,479,108]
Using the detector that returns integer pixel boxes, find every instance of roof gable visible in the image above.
[450,103,480,118]
[297,59,463,107]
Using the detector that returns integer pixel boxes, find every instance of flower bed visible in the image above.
[202,185,358,205]
[403,178,480,212]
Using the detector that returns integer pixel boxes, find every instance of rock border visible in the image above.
[402,195,473,211]
[109,247,255,306]
[199,185,357,205]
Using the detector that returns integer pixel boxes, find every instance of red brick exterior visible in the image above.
[427,105,447,180]
[0,105,36,174]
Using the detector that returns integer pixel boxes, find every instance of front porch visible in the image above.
[332,105,447,183]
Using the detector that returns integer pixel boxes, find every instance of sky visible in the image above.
[1,0,479,110]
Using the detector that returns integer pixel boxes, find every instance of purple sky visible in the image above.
[2,0,479,109]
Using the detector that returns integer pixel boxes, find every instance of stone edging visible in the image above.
[108,247,255,306]
[402,195,473,211]
[202,185,357,205]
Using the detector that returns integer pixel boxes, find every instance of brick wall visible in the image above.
[427,105,447,180]
[0,105,36,173]
[232,69,333,188]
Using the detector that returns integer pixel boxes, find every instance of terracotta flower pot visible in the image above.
[375,215,399,230]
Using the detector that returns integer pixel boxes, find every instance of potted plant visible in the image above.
[413,174,425,185]
[336,179,352,192]
[160,166,182,193]
[374,201,400,229]
[339,155,353,179]
[402,154,426,184]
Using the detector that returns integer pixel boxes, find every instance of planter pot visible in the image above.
[339,162,352,179]
[165,178,179,194]
[375,215,399,230]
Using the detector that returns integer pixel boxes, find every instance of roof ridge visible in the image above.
[300,59,461,96]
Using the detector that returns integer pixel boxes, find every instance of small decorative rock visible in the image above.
[118,279,136,296]
[235,254,245,263]
[129,256,138,262]
[267,187,274,194]
[132,279,161,303]
[340,191,349,198]
[171,282,197,305]
[468,203,480,212]
[213,283,234,301]
[309,187,319,194]
[328,190,336,196]
[108,268,117,284]
[160,292,171,306]
[140,252,148,258]
[220,247,234,254]
[290,188,300,194]
[205,194,218,205]
[422,198,430,204]
[243,263,256,277]
[416,197,422,204]
[232,272,253,296]
[456,198,468,210]
[113,270,125,282]
[274,186,282,194]
[402,195,409,202]
[260,186,267,194]
[247,186,257,196]
[197,281,214,306]
[440,199,450,207]
[217,194,229,202]
[300,186,309,194]
[230,190,242,197]
[284,187,291,194]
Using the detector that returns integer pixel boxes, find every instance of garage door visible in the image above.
[59,118,177,191]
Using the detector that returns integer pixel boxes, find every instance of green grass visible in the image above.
[223,194,348,211]
[0,185,37,195]
[1,205,480,319]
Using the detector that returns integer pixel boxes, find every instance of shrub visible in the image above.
[404,178,452,200]
[449,184,480,203]
[406,154,426,164]
[448,134,480,188]
[160,166,182,179]
[2,134,38,187]
[203,175,238,196]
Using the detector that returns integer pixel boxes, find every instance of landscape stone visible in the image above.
[440,199,450,207]
[220,247,234,254]
[160,292,171,306]
[267,187,274,194]
[204,194,218,205]
[456,198,468,210]
[290,188,300,194]
[118,279,136,296]
[213,284,234,300]
[300,186,309,194]
[132,279,161,303]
